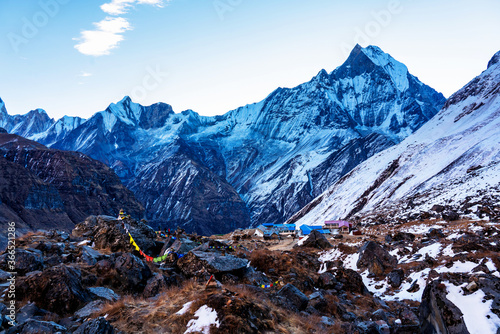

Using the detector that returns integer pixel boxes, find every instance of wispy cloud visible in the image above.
[101,0,164,15]
[74,17,131,56]
[74,0,165,56]
[79,71,93,77]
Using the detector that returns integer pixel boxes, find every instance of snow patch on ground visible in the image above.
[184,305,220,334]
[297,236,309,246]
[441,244,455,257]
[77,240,91,246]
[402,225,442,234]
[445,282,500,334]
[436,261,480,274]
[176,301,193,315]
[415,242,442,260]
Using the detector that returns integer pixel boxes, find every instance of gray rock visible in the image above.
[111,253,152,293]
[308,291,328,312]
[0,270,11,282]
[442,211,460,221]
[170,238,200,255]
[6,320,66,334]
[277,284,309,311]
[356,321,378,334]
[294,230,332,249]
[419,280,470,334]
[387,269,404,288]
[321,316,335,326]
[342,311,357,321]
[16,265,91,315]
[16,302,45,325]
[0,249,43,276]
[75,301,105,319]
[372,309,388,322]
[178,251,249,277]
[357,241,397,276]
[81,246,107,266]
[74,317,115,334]
[88,287,120,302]
[243,267,271,286]
[143,273,170,298]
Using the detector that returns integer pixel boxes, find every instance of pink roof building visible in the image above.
[324,220,351,228]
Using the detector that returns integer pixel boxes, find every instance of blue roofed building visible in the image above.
[254,223,296,238]
[300,225,331,235]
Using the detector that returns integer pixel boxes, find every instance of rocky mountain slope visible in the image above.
[2,215,500,333]
[0,132,144,248]
[0,45,446,234]
[288,50,500,227]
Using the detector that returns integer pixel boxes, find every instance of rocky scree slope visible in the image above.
[2,215,500,333]
[0,133,144,249]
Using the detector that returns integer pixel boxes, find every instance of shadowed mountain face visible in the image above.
[0,45,445,234]
[0,133,144,248]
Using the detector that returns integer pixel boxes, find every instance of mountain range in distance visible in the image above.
[3,45,498,235]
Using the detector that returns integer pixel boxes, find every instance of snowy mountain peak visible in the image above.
[336,45,410,92]
[30,108,49,116]
[361,45,409,91]
[312,69,330,84]
[0,97,6,115]
[102,96,143,131]
[488,50,500,69]
[289,48,500,227]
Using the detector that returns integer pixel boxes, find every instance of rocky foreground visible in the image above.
[1,216,500,333]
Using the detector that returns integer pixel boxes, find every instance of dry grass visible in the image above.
[97,280,207,333]
[95,278,346,333]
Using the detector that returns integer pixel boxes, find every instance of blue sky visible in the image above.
[1,0,499,120]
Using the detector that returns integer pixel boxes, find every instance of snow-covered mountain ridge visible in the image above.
[288,50,500,227]
[0,45,446,234]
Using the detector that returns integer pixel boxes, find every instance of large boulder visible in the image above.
[88,287,120,302]
[74,317,115,334]
[169,237,200,255]
[387,269,404,288]
[16,302,57,325]
[335,268,368,295]
[75,300,105,319]
[391,232,415,243]
[419,280,470,334]
[81,246,107,266]
[294,230,332,249]
[6,320,66,334]
[177,251,249,278]
[442,211,460,221]
[17,265,91,315]
[0,249,43,276]
[143,273,172,298]
[109,253,152,293]
[277,284,309,311]
[73,216,158,255]
[357,241,397,276]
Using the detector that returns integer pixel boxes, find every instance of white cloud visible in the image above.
[101,0,164,15]
[74,0,166,56]
[74,17,131,56]
[79,71,93,77]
